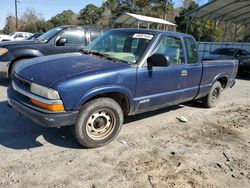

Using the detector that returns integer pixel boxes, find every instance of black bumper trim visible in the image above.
[8,87,78,127]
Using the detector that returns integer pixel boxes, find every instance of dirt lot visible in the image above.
[0,77,249,188]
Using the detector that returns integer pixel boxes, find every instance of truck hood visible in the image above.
[15,53,127,87]
[0,40,38,47]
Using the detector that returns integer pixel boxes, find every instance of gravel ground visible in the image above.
[0,77,249,188]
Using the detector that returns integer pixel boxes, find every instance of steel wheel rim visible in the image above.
[211,88,219,102]
[86,109,115,140]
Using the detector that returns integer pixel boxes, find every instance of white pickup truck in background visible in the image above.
[0,32,33,42]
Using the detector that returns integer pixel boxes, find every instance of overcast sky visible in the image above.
[0,0,208,30]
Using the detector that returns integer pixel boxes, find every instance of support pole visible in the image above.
[164,0,169,30]
[232,24,237,48]
[221,22,228,48]
[185,9,199,33]
[209,20,217,53]
[15,0,18,30]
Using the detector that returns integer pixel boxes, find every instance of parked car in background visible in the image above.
[0,34,13,42]
[8,28,238,148]
[27,33,43,40]
[0,32,33,42]
[9,32,33,41]
[204,48,250,75]
[0,25,107,78]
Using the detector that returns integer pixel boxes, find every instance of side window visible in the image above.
[155,36,185,65]
[16,33,24,38]
[90,30,102,41]
[184,37,198,64]
[60,29,85,45]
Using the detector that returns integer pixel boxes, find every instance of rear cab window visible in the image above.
[90,29,103,41]
[184,37,198,64]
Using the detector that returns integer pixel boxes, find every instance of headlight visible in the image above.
[0,48,8,56]
[31,83,60,100]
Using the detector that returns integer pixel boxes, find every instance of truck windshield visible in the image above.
[84,30,154,64]
[37,27,62,43]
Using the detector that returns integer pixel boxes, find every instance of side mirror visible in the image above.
[56,38,67,46]
[147,53,170,69]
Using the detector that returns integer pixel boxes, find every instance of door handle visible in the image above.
[181,70,188,76]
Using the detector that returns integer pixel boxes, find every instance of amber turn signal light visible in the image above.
[31,98,65,111]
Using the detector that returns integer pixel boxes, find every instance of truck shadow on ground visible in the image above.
[0,100,202,150]
[124,105,184,124]
[0,101,82,150]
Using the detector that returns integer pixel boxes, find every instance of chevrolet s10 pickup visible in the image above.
[8,29,238,148]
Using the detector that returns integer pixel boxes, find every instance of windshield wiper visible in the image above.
[80,49,116,61]
[80,49,132,64]
[80,49,118,62]
[80,49,91,54]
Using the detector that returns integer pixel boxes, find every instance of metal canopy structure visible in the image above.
[185,0,250,57]
[114,12,177,30]
[186,0,250,24]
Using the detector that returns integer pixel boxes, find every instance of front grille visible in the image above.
[13,74,31,90]
[12,74,32,105]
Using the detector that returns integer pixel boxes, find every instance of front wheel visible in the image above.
[202,81,222,108]
[72,98,124,148]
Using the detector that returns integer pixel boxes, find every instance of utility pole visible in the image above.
[164,0,170,30]
[15,0,18,31]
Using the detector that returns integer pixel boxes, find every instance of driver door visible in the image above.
[135,34,186,112]
[51,28,86,54]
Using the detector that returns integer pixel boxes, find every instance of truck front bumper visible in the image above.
[0,60,10,78]
[8,87,79,127]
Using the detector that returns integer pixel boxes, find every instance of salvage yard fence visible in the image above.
[197,42,250,58]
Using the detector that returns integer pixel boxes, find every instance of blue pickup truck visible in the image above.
[8,28,238,148]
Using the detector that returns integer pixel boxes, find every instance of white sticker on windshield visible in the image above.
[133,33,153,40]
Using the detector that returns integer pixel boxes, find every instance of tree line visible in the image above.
[2,0,249,42]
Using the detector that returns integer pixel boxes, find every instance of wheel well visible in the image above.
[85,92,130,115]
[8,56,34,75]
[217,77,228,89]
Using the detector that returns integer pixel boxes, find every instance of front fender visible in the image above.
[72,85,135,111]
[11,49,44,59]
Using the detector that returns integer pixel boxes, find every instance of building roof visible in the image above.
[186,0,250,24]
[114,12,177,27]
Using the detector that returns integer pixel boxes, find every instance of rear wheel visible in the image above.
[202,81,222,108]
[72,98,124,148]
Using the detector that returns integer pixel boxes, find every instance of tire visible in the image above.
[202,81,222,108]
[72,98,124,148]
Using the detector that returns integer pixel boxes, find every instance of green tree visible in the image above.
[34,21,54,33]
[175,0,222,41]
[50,10,79,26]
[78,4,102,25]
[3,16,17,33]
[19,8,43,32]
